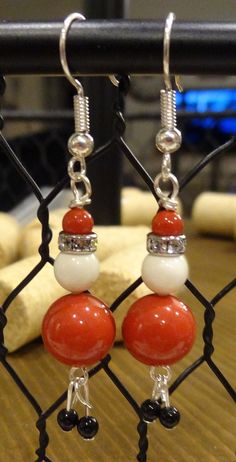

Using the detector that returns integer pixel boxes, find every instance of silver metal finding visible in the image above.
[109,75,119,87]
[60,13,95,207]
[154,12,183,209]
[153,172,179,210]
[60,13,85,95]
[60,12,119,92]
[66,367,92,414]
[150,366,172,407]
[163,12,175,91]
[67,156,92,207]
[59,232,98,253]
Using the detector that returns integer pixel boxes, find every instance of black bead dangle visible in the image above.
[140,399,161,423]
[159,406,181,429]
[143,366,181,429]
[77,416,99,440]
[57,408,79,432]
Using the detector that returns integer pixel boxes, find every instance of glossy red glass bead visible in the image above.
[62,208,94,234]
[122,294,196,366]
[42,293,115,366]
[152,210,184,236]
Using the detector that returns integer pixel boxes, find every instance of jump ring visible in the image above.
[154,172,179,200]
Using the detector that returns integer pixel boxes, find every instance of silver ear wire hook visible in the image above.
[154,11,182,210]
[59,12,85,96]
[163,12,175,91]
[59,12,119,90]
[163,13,183,92]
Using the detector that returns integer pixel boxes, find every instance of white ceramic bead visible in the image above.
[141,254,189,295]
[54,252,99,293]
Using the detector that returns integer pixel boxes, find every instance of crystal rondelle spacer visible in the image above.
[147,233,186,255]
[58,232,97,253]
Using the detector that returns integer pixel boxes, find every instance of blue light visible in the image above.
[191,118,216,129]
[176,89,236,113]
[176,89,236,134]
[218,118,236,134]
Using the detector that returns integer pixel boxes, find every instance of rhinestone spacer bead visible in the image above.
[147,233,186,256]
[58,232,97,254]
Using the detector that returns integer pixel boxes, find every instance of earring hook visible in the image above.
[163,12,175,90]
[163,12,183,92]
[59,12,85,95]
[59,12,119,92]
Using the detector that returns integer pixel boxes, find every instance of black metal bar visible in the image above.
[1,20,236,75]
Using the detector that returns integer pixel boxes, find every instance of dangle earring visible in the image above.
[122,13,196,428]
[42,13,116,439]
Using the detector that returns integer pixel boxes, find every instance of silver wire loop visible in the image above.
[68,155,92,207]
[70,176,92,208]
[161,153,171,180]
[67,367,92,413]
[150,366,171,407]
[154,172,179,210]
[59,12,85,95]
[68,156,86,177]
[150,366,172,383]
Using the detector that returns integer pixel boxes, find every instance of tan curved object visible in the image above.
[121,187,158,226]
[0,213,21,268]
[1,255,67,352]
[121,187,182,226]
[19,210,66,259]
[192,192,236,238]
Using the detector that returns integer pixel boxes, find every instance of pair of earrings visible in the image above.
[42,12,196,439]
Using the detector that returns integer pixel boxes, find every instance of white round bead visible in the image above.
[54,252,99,293]
[141,254,189,295]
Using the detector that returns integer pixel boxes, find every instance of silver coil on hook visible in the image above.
[59,13,120,208]
[59,13,93,207]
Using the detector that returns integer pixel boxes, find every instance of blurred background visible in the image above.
[1,0,236,220]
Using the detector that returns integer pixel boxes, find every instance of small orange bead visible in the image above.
[42,293,115,366]
[122,294,196,366]
[152,210,184,236]
[62,208,94,234]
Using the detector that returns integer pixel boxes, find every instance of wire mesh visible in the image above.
[0,74,235,462]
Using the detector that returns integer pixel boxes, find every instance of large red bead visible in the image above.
[42,293,115,366]
[62,208,94,234]
[152,210,184,236]
[122,294,196,366]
